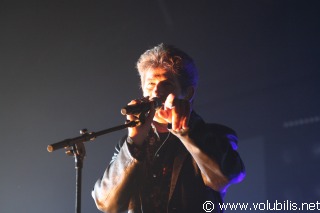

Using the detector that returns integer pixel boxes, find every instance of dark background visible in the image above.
[1,0,319,212]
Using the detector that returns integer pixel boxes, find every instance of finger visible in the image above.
[126,114,138,121]
[181,101,190,128]
[168,127,190,137]
[181,116,189,129]
[164,94,176,109]
[128,96,149,105]
[144,102,156,125]
[172,100,183,130]
[173,99,191,130]
[126,100,140,121]
[171,109,179,130]
[158,109,172,123]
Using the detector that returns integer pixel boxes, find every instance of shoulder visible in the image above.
[190,111,238,150]
[116,135,128,150]
[205,123,238,150]
[205,123,237,137]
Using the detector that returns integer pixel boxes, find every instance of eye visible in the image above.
[161,81,174,88]
[146,82,155,90]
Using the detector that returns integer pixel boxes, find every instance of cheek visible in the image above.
[142,88,150,97]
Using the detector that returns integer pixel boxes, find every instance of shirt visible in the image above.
[139,126,178,213]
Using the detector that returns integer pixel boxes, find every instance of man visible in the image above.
[92,43,245,213]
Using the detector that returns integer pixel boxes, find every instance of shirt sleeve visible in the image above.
[92,136,144,213]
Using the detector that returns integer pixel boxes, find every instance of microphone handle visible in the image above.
[121,98,163,115]
[121,102,153,115]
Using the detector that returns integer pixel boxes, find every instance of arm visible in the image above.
[92,137,144,213]
[92,99,155,212]
[174,123,245,192]
[162,94,245,192]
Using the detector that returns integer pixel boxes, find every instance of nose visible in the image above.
[151,82,161,97]
[151,82,169,102]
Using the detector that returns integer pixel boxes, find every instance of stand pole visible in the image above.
[75,152,83,213]
[66,141,86,213]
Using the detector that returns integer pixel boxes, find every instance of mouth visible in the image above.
[150,96,167,103]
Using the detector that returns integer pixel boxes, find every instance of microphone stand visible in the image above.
[47,120,140,213]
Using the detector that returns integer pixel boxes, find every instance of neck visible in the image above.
[152,121,169,133]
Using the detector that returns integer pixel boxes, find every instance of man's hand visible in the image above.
[127,99,155,146]
[158,94,191,136]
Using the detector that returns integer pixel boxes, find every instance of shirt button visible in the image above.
[156,154,160,157]
[153,174,157,178]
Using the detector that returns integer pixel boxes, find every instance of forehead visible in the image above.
[144,68,175,81]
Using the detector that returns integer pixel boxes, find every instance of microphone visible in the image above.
[121,97,163,115]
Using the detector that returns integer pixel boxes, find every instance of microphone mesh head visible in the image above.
[151,97,163,110]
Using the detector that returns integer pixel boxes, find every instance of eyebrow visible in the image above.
[146,73,173,81]
[145,78,175,85]
[146,74,162,80]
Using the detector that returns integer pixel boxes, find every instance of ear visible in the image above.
[184,86,195,102]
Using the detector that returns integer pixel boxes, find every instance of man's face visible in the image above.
[141,67,182,123]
